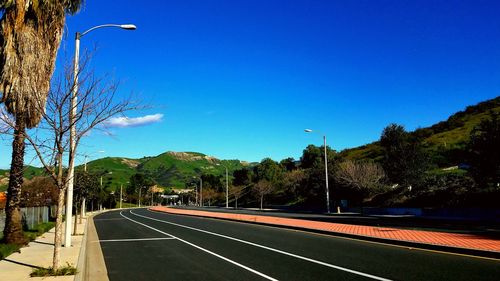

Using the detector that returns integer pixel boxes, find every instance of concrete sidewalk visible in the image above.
[0,215,90,281]
[150,206,500,259]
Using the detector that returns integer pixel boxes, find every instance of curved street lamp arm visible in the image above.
[79,24,136,38]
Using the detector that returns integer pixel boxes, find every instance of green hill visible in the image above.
[82,151,249,191]
[0,166,46,192]
[341,96,500,166]
[1,152,250,193]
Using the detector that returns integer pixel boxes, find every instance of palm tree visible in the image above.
[0,0,82,245]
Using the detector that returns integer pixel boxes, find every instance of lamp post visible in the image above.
[216,163,229,208]
[304,129,331,214]
[199,177,203,207]
[83,150,105,172]
[65,23,136,247]
[138,186,143,207]
[82,150,104,217]
[193,183,198,206]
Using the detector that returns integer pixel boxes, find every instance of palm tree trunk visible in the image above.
[3,119,27,245]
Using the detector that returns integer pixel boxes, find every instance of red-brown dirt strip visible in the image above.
[149,206,500,254]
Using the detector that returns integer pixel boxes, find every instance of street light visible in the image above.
[216,163,229,208]
[80,150,104,218]
[65,23,136,248]
[83,150,105,172]
[193,176,203,207]
[304,129,332,214]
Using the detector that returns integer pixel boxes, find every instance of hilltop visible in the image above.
[81,151,251,191]
[1,96,498,193]
[341,96,500,166]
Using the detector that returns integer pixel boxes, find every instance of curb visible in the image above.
[149,207,500,260]
[75,212,109,281]
[74,217,89,281]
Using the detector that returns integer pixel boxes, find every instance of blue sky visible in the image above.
[1,0,500,168]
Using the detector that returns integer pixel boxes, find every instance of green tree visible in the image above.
[468,114,500,187]
[0,0,83,246]
[280,157,297,171]
[298,144,339,208]
[128,173,155,203]
[253,158,284,184]
[299,145,322,169]
[201,174,223,192]
[232,168,252,186]
[380,123,428,187]
[73,172,98,233]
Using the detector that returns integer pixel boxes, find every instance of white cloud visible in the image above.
[104,113,163,128]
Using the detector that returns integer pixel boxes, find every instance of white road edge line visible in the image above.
[136,209,393,281]
[98,237,176,243]
[120,211,279,281]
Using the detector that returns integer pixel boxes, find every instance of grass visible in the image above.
[31,263,77,277]
[24,222,55,241]
[0,243,21,259]
[120,202,138,208]
[0,221,55,260]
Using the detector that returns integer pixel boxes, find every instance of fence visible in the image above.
[0,206,54,231]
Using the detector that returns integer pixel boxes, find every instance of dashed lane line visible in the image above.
[119,211,279,281]
[131,209,393,281]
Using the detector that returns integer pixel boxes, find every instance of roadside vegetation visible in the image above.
[31,262,77,277]
[0,221,55,260]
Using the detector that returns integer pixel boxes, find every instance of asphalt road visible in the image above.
[94,208,500,281]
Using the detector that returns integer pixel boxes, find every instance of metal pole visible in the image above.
[139,187,142,207]
[84,155,87,172]
[195,184,198,206]
[120,184,123,209]
[225,167,229,208]
[324,135,331,214]
[200,178,203,207]
[64,32,80,248]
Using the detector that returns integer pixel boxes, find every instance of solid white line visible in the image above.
[99,237,176,242]
[136,209,393,281]
[120,211,278,281]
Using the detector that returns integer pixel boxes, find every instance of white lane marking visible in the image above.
[94,218,126,221]
[120,211,279,281]
[136,209,393,281]
[98,237,176,243]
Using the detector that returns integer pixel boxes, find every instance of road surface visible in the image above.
[93,208,499,281]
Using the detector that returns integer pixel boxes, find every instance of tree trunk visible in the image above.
[235,198,238,209]
[80,198,85,223]
[73,202,78,235]
[3,119,27,245]
[52,187,65,271]
[260,195,263,210]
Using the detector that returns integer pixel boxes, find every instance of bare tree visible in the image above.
[252,180,274,210]
[202,188,218,207]
[335,160,386,195]
[229,185,245,209]
[0,54,140,270]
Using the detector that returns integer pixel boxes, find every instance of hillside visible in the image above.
[1,152,251,192]
[0,166,46,192]
[341,96,500,166]
[82,151,250,191]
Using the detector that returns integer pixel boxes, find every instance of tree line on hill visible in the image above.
[166,114,498,210]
